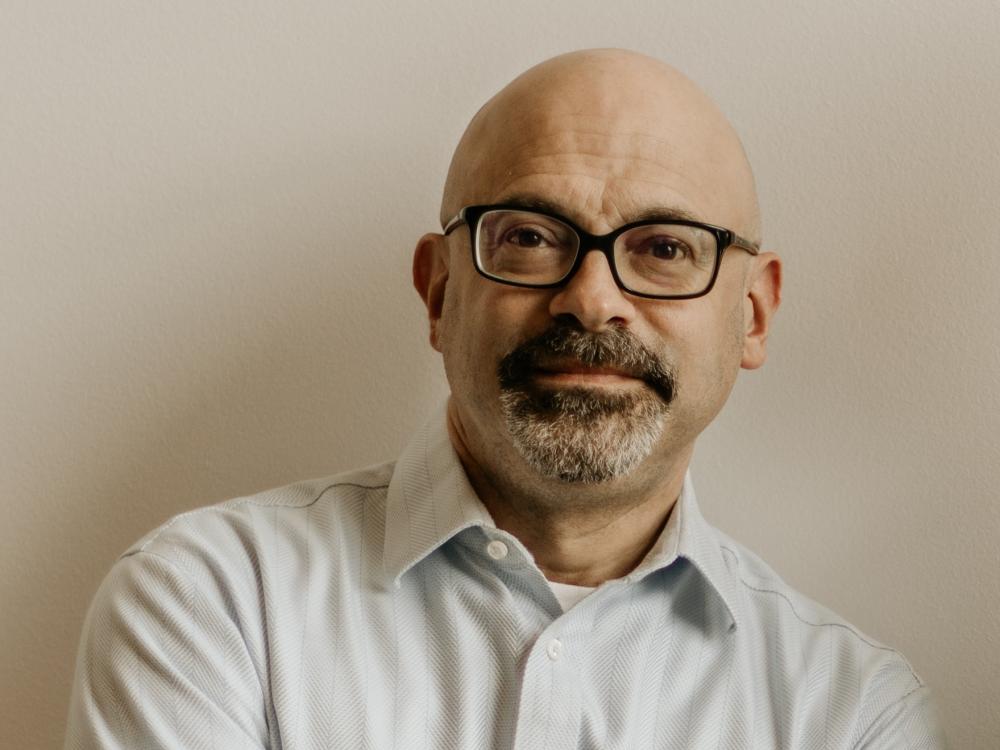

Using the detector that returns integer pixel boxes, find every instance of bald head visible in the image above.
[441,49,761,243]
[415,48,783,517]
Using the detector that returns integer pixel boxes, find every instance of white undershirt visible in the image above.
[545,500,676,612]
[547,579,597,611]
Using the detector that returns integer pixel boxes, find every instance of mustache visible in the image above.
[497,322,675,404]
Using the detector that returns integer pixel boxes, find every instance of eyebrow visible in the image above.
[496,193,702,226]
[493,193,761,253]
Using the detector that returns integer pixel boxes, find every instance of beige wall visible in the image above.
[3,2,998,747]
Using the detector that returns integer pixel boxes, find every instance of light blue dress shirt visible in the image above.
[65,409,945,748]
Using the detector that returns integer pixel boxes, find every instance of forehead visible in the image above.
[462,111,743,235]
[484,193,702,230]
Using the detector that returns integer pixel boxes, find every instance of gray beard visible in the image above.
[496,322,675,484]
[499,385,668,483]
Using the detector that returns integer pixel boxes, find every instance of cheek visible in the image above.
[437,281,507,386]
[708,297,748,394]
[436,266,482,351]
[729,293,749,356]
[659,296,745,393]
[455,283,552,354]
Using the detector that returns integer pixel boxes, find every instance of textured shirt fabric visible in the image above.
[65,410,945,749]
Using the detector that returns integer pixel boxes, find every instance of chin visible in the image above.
[499,385,668,484]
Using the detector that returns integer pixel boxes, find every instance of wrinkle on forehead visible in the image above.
[441,49,761,243]
[488,127,720,231]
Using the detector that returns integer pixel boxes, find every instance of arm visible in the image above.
[65,551,270,749]
[852,684,947,750]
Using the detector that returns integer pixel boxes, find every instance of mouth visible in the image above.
[532,360,645,387]
[497,323,676,406]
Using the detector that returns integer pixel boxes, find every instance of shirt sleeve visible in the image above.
[852,684,947,750]
[64,550,270,749]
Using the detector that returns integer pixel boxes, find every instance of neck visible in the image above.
[446,400,689,587]
[490,484,680,586]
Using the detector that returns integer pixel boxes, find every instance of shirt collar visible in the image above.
[384,405,741,630]
[384,404,495,586]
[633,471,742,631]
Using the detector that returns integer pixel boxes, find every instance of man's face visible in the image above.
[417,52,776,492]
[434,201,748,487]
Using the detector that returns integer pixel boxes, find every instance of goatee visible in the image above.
[497,322,675,483]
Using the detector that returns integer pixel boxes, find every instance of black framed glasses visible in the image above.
[443,204,759,300]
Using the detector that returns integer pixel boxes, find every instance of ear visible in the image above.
[740,252,782,370]
[412,232,450,352]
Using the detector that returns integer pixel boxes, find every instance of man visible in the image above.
[65,49,944,748]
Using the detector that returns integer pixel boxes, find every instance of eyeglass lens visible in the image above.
[475,209,718,296]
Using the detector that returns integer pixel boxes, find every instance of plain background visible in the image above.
[3,1,998,748]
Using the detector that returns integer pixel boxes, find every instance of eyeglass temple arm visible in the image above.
[442,210,466,235]
[731,234,760,255]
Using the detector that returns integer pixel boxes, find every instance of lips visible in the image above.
[534,361,641,380]
[497,322,676,406]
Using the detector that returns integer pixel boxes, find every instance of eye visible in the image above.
[504,227,549,248]
[639,236,691,261]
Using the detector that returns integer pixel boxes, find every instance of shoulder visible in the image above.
[127,462,393,564]
[94,462,394,620]
[714,529,942,746]
[79,461,396,656]
[65,468,394,745]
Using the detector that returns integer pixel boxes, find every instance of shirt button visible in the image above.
[546,638,563,661]
[486,540,509,560]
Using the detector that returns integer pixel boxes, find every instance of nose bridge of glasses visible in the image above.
[562,227,624,286]
[549,240,636,329]
[562,236,626,294]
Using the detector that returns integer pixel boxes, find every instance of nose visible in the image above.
[548,249,637,331]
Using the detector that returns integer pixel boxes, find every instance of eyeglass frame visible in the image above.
[442,203,760,300]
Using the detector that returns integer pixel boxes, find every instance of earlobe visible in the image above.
[412,233,450,352]
[740,252,782,370]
